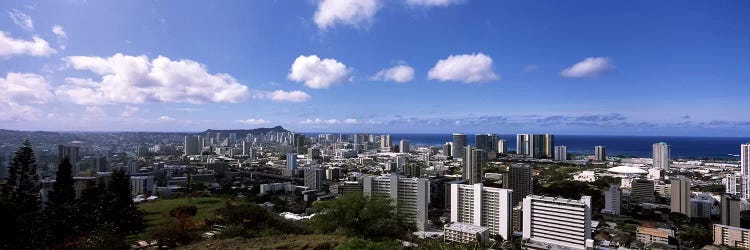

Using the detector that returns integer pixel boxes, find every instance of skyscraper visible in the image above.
[653,142,671,170]
[722,194,741,227]
[380,134,392,150]
[58,144,81,165]
[450,183,513,240]
[543,134,555,158]
[631,179,655,203]
[363,175,430,231]
[304,167,325,191]
[522,195,592,249]
[183,136,201,156]
[554,146,567,161]
[293,133,306,154]
[463,146,483,185]
[452,133,467,159]
[443,142,452,157]
[507,164,532,206]
[527,134,546,159]
[742,143,750,198]
[602,186,621,215]
[498,140,508,154]
[671,177,691,216]
[286,153,297,171]
[516,134,529,156]
[595,146,607,161]
[474,134,499,153]
[400,139,410,153]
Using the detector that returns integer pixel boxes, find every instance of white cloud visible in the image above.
[561,57,614,78]
[343,118,360,124]
[301,118,340,125]
[371,65,414,83]
[0,73,53,121]
[238,118,270,125]
[0,31,56,58]
[52,25,67,50]
[266,90,311,103]
[8,9,33,32]
[288,55,351,89]
[56,53,249,105]
[428,53,499,83]
[314,0,382,30]
[406,0,463,7]
[120,105,139,117]
[0,101,42,121]
[158,116,175,121]
[85,106,106,117]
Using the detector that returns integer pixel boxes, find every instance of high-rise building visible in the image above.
[286,153,297,171]
[507,164,533,206]
[58,144,81,165]
[242,141,255,159]
[475,134,499,154]
[304,167,325,191]
[554,146,567,161]
[450,183,513,240]
[380,134,392,150]
[293,133,306,154]
[498,140,508,154]
[652,142,671,170]
[631,179,655,203]
[516,134,529,155]
[724,174,741,196]
[601,186,621,215]
[363,175,430,231]
[522,195,593,250]
[183,136,201,156]
[400,139,410,153]
[670,177,691,216]
[462,146,483,185]
[443,142,452,157]
[452,133,467,159]
[742,143,750,198]
[595,146,607,161]
[543,134,555,158]
[722,194,741,227]
[90,156,108,172]
[527,134,547,159]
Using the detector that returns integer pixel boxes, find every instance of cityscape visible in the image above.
[1,1,750,250]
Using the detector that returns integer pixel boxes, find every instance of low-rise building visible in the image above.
[636,226,672,247]
[443,222,490,246]
[713,224,750,248]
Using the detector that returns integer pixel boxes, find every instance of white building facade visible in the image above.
[363,174,430,231]
[522,195,593,250]
[450,183,513,240]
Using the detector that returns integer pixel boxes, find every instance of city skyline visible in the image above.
[1,1,749,136]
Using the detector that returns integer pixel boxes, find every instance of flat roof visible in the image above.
[444,222,488,234]
[637,227,669,238]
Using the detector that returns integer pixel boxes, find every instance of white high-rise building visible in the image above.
[522,195,593,250]
[742,143,750,198]
[601,186,621,215]
[594,146,607,161]
[554,146,567,161]
[724,174,741,196]
[516,134,529,155]
[400,139,410,153]
[183,136,201,156]
[450,183,513,240]
[363,174,430,231]
[498,140,508,154]
[380,134,392,150]
[652,142,671,170]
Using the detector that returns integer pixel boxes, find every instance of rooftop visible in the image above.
[444,222,489,234]
[637,227,670,238]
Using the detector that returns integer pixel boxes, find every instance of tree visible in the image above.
[309,194,415,240]
[103,170,145,236]
[49,157,76,207]
[44,157,79,247]
[2,140,41,213]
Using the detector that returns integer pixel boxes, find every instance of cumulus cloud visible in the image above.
[0,73,54,121]
[120,105,139,117]
[8,9,33,32]
[406,0,463,7]
[52,25,67,49]
[238,118,270,125]
[561,57,614,78]
[288,55,352,89]
[314,0,382,30]
[428,53,499,83]
[343,118,360,124]
[55,53,249,105]
[158,116,175,121]
[266,90,311,103]
[0,31,56,58]
[371,64,414,83]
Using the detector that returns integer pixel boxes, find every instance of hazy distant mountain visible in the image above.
[200,126,291,138]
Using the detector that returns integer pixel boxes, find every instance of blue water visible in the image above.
[308,133,750,159]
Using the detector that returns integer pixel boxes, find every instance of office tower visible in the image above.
[507,164,533,206]
[595,146,607,161]
[498,140,507,154]
[380,134,392,150]
[543,134,555,158]
[452,133,467,159]
[522,195,592,250]
[58,144,81,165]
[652,142,671,170]
[304,167,325,191]
[450,183,513,240]
[363,175,430,231]
[631,179,655,203]
[183,136,201,156]
[528,134,546,158]
[516,134,529,155]
[462,146,483,185]
[400,139,410,153]
[443,142,452,157]
[286,153,297,171]
[722,194,741,227]
[554,146,567,161]
[474,134,498,153]
[601,186,621,215]
[670,177,690,216]
[293,133,306,154]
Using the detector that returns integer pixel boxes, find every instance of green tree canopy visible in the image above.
[309,194,415,240]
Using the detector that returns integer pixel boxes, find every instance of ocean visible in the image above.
[307,133,750,159]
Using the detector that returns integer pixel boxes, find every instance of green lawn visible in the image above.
[131,196,228,242]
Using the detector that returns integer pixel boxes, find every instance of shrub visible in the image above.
[169,205,198,217]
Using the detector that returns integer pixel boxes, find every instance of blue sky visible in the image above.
[0,0,748,136]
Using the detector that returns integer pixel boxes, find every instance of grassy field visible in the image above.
[131,196,228,241]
